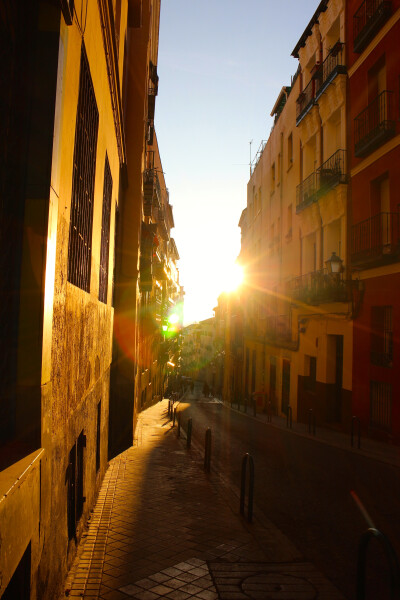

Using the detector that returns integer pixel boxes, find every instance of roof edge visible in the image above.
[291,0,328,58]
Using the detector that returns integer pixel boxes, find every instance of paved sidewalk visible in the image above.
[62,399,345,600]
[224,399,400,468]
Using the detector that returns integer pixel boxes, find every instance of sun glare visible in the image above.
[221,263,244,293]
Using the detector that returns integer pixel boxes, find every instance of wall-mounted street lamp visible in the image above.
[325,251,343,275]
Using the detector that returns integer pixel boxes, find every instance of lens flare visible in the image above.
[221,263,244,292]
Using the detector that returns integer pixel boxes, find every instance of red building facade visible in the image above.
[347,0,400,441]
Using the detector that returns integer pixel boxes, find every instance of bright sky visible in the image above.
[156,0,319,325]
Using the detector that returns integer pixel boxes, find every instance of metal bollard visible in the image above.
[286,406,292,429]
[351,415,361,449]
[186,418,192,449]
[266,401,272,423]
[173,407,176,427]
[308,409,316,436]
[204,428,212,472]
[177,411,181,437]
[356,528,400,599]
[240,453,254,523]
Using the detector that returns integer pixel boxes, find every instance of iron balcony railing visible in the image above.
[143,169,161,215]
[250,140,267,175]
[153,256,167,281]
[371,350,393,368]
[156,206,169,240]
[351,212,400,265]
[353,0,392,53]
[296,171,318,212]
[139,256,153,292]
[143,168,155,202]
[289,269,348,304]
[297,151,347,213]
[314,42,346,99]
[354,90,395,157]
[296,78,315,124]
[317,149,347,193]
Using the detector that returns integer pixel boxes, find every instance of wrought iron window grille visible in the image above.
[67,45,99,293]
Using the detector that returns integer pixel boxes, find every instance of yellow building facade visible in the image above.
[137,131,183,410]
[233,0,354,428]
[0,1,164,598]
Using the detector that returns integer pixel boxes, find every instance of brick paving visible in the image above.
[62,400,345,599]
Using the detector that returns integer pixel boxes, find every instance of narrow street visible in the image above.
[178,384,400,599]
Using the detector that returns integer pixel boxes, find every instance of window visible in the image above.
[286,204,293,241]
[251,349,256,394]
[305,356,316,392]
[370,380,392,431]
[270,223,275,252]
[96,401,101,472]
[67,431,86,539]
[68,45,99,292]
[271,163,276,190]
[288,133,293,165]
[277,153,281,183]
[371,306,392,367]
[99,155,113,304]
[245,347,250,397]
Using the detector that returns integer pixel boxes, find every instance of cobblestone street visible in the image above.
[61,400,346,599]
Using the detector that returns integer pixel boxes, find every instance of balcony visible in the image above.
[153,252,167,281]
[296,172,318,213]
[139,257,152,292]
[353,0,392,53]
[354,90,395,158]
[289,269,349,305]
[317,149,347,195]
[296,78,315,125]
[147,88,156,121]
[351,212,400,267]
[156,206,169,240]
[314,42,346,100]
[143,169,161,216]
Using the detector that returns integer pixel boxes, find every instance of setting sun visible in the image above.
[220,263,244,293]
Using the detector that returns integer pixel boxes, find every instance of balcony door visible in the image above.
[269,360,276,414]
[327,335,343,423]
[371,174,390,251]
[380,177,390,249]
[281,360,290,415]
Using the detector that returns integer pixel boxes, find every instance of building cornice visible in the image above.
[291,0,328,58]
[350,134,400,178]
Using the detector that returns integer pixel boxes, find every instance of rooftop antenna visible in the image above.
[249,140,253,178]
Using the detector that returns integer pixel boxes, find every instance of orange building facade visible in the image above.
[226,0,355,429]
[347,0,400,442]
[0,1,181,598]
